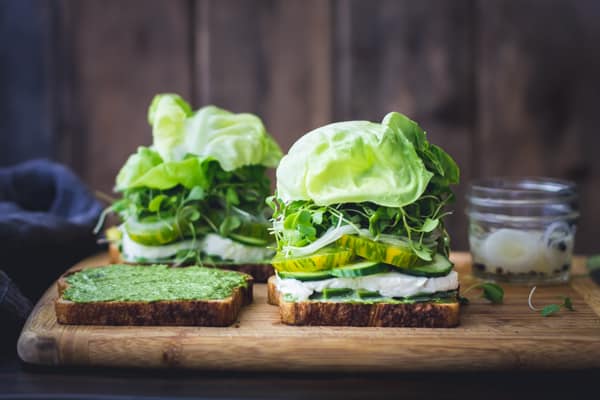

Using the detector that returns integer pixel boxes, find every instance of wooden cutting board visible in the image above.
[17,252,600,371]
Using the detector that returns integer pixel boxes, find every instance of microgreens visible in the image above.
[528,286,575,317]
[268,193,453,261]
[101,161,273,261]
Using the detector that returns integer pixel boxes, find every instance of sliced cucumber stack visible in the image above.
[228,232,270,247]
[330,260,390,278]
[390,254,453,277]
[338,235,421,268]
[277,255,452,281]
[321,288,353,299]
[277,270,334,281]
[272,246,354,272]
[125,215,183,245]
[229,221,273,247]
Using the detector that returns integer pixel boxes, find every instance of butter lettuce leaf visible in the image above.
[184,105,282,171]
[276,118,433,208]
[120,156,210,191]
[149,94,193,162]
[115,147,163,191]
[383,112,459,190]
[147,94,282,171]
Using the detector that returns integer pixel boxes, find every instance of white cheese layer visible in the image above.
[200,234,274,262]
[274,270,459,301]
[121,231,198,261]
[121,231,273,263]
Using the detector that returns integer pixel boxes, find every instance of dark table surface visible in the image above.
[2,341,600,400]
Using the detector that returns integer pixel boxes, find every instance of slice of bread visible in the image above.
[55,266,253,326]
[109,243,274,282]
[267,276,459,328]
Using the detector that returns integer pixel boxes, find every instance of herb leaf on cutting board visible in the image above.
[460,282,504,304]
[528,286,575,317]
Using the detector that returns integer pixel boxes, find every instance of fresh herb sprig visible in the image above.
[528,286,574,317]
[459,282,504,304]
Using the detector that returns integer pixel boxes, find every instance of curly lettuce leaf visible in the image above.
[276,118,433,208]
[147,94,282,171]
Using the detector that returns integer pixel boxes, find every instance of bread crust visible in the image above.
[267,276,460,328]
[55,266,253,326]
[109,243,274,282]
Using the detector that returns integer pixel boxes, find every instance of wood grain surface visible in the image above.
[4,0,600,253]
[17,252,600,371]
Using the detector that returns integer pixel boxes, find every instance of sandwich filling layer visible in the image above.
[105,95,282,267]
[121,231,274,263]
[274,270,459,302]
[63,264,249,303]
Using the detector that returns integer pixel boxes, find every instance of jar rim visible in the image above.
[467,176,577,203]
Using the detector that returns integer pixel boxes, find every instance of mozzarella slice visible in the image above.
[121,230,273,263]
[274,270,459,301]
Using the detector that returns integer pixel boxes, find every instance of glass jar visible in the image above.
[466,177,579,284]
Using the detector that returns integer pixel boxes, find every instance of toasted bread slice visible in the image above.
[267,276,459,328]
[55,266,253,326]
[109,243,274,282]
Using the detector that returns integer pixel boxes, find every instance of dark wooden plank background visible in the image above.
[1,0,599,253]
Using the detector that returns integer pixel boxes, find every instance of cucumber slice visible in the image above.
[391,254,453,277]
[125,216,183,245]
[272,246,354,272]
[338,235,420,268]
[330,260,391,278]
[278,270,334,281]
[230,221,272,247]
[356,289,381,299]
[228,232,270,247]
[322,288,353,299]
[105,226,122,241]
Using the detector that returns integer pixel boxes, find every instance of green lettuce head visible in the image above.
[276,112,457,208]
[115,94,282,192]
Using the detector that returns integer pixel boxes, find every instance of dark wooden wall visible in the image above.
[2,0,600,253]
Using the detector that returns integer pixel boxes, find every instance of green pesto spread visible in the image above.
[63,264,248,303]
